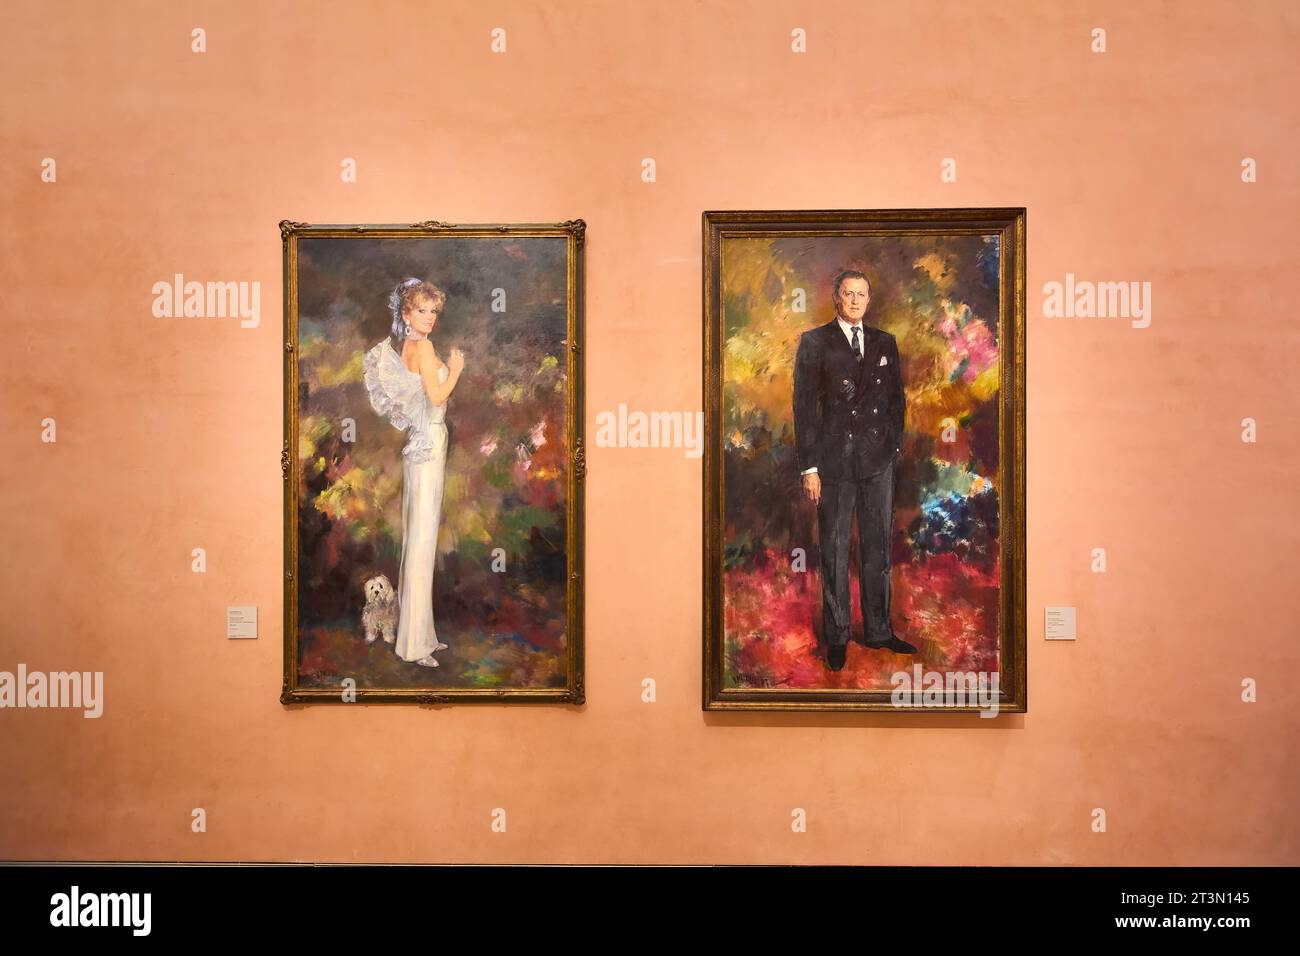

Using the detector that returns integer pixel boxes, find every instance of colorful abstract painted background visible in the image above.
[294,237,571,689]
[722,234,1002,690]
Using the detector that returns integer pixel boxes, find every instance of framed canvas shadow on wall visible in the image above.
[703,208,1026,714]
[280,220,585,704]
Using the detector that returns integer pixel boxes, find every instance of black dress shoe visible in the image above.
[864,634,917,654]
[826,644,848,671]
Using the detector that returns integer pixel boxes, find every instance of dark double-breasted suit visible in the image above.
[793,319,906,648]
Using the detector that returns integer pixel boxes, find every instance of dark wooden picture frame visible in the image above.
[703,208,1026,713]
[281,220,585,705]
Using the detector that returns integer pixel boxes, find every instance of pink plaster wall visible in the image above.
[1,0,1296,864]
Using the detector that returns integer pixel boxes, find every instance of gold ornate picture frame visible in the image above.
[703,208,1026,713]
[281,220,585,705]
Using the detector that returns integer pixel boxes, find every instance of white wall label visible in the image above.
[1045,606,1076,640]
[227,606,258,639]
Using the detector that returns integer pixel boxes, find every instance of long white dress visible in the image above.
[361,339,450,663]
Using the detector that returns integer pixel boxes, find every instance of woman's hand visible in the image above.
[448,347,465,374]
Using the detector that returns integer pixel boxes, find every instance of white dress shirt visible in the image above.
[837,316,865,354]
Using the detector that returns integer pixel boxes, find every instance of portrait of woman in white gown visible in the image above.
[284,222,582,703]
[362,278,466,668]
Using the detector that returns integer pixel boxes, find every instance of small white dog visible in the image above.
[361,574,398,645]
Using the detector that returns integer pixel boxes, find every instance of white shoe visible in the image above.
[415,654,440,668]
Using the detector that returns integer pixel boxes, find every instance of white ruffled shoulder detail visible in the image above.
[362,339,436,462]
[362,340,421,426]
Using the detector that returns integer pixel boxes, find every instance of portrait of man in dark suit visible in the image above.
[793,270,916,671]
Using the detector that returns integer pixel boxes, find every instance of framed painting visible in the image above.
[281,220,585,704]
[703,208,1026,713]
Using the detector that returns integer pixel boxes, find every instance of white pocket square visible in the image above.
[878,355,888,366]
